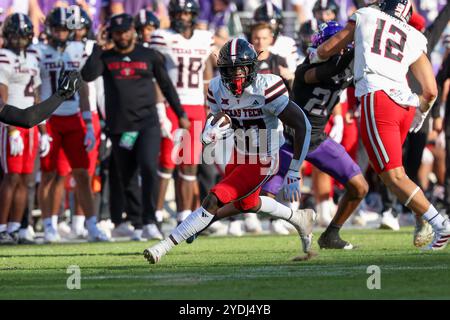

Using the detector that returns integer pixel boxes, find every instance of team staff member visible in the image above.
[81,13,189,240]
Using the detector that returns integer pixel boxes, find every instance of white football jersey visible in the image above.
[150,29,213,106]
[0,49,41,112]
[270,35,300,73]
[207,73,288,156]
[350,7,428,106]
[33,41,88,116]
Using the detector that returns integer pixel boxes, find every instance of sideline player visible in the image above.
[150,0,215,225]
[310,0,450,250]
[36,7,109,242]
[0,14,47,244]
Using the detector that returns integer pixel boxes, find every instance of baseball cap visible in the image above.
[109,13,134,32]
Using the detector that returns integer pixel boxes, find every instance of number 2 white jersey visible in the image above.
[0,48,41,111]
[207,73,288,156]
[32,41,87,116]
[150,29,213,106]
[350,7,427,106]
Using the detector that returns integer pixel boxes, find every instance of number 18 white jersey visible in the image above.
[150,29,213,106]
[32,41,87,116]
[350,7,427,106]
[0,48,41,111]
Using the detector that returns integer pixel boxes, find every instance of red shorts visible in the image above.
[210,153,274,211]
[56,112,101,176]
[159,105,206,170]
[0,125,38,174]
[41,114,90,172]
[360,90,415,174]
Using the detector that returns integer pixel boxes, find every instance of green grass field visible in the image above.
[1,227,449,299]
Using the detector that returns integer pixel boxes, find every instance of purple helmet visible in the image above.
[311,21,342,48]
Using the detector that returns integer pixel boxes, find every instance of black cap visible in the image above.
[109,13,134,32]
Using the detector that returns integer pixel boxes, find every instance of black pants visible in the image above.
[110,125,161,229]
[108,151,141,225]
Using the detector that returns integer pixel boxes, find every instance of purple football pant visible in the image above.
[262,138,361,195]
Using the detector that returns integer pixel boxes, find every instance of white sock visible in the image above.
[43,218,53,230]
[72,215,85,232]
[257,196,293,221]
[317,199,332,217]
[171,207,214,244]
[288,201,300,211]
[86,216,98,234]
[7,222,21,233]
[0,224,7,233]
[155,210,163,223]
[134,229,143,238]
[177,210,192,222]
[51,215,58,229]
[422,205,448,230]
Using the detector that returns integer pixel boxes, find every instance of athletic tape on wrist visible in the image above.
[404,186,420,207]
[288,158,302,172]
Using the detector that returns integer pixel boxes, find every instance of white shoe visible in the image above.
[58,221,72,238]
[111,222,135,238]
[352,209,367,227]
[18,226,35,244]
[142,224,163,240]
[270,219,290,235]
[379,209,400,231]
[422,220,450,251]
[317,208,333,228]
[414,219,434,247]
[131,229,147,241]
[288,209,317,253]
[88,228,112,242]
[244,213,263,234]
[44,227,61,243]
[205,221,228,236]
[143,242,168,264]
[70,227,88,240]
[227,220,244,236]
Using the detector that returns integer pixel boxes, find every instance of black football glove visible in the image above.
[57,70,82,100]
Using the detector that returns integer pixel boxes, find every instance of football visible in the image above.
[210,111,232,127]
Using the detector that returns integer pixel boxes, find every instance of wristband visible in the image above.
[288,158,302,172]
[82,111,93,121]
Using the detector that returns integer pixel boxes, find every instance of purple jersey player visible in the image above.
[263,21,368,250]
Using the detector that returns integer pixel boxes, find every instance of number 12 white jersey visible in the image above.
[350,6,427,106]
[150,29,213,106]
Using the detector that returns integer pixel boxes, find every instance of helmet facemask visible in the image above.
[219,64,256,97]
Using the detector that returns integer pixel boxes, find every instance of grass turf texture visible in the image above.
[0,227,449,299]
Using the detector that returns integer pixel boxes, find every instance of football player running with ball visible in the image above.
[144,39,314,264]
